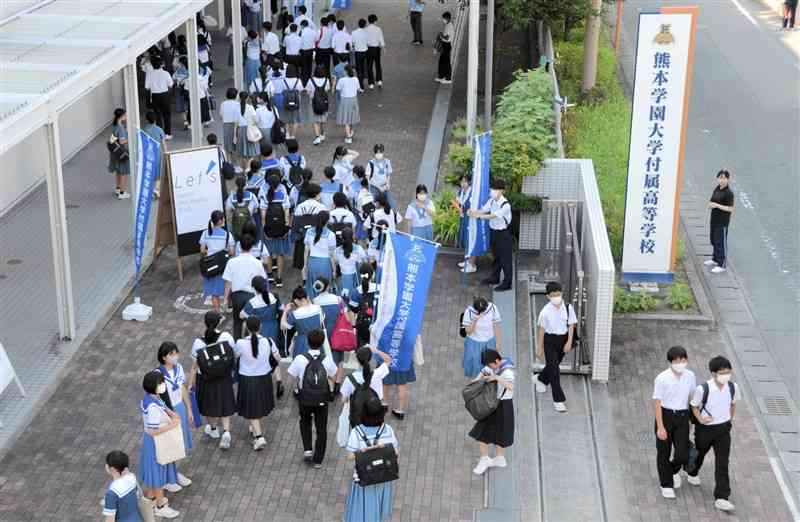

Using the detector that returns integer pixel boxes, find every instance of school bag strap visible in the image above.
[357,424,384,447]
[699,381,735,416]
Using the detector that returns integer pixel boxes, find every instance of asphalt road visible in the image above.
[618,0,800,401]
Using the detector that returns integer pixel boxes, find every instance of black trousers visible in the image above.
[655,408,690,488]
[231,290,254,340]
[784,1,797,27]
[354,51,367,87]
[300,49,314,83]
[689,422,732,500]
[285,54,301,68]
[366,46,382,84]
[299,403,329,464]
[151,91,172,135]
[410,11,423,43]
[333,52,350,66]
[315,48,332,76]
[710,225,728,268]
[490,228,513,286]
[437,42,452,80]
[538,333,567,403]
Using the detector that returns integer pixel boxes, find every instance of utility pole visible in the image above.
[466,0,480,140]
[483,0,494,131]
[581,0,603,93]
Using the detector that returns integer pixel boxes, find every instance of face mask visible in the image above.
[671,362,687,373]
[167,355,179,365]
[156,383,167,395]
[417,193,427,202]
[716,373,731,385]
[374,153,384,160]
[490,189,500,199]
[549,296,562,306]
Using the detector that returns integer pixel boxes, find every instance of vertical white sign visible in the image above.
[0,341,25,397]
[621,11,696,282]
[168,147,224,236]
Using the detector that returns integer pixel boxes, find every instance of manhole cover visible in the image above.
[7,259,22,265]
[765,396,792,415]
[66,204,79,209]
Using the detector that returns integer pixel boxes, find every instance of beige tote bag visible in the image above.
[154,423,186,465]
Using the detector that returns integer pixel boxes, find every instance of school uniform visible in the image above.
[223,251,268,339]
[244,38,262,89]
[341,364,390,402]
[437,22,455,82]
[346,282,376,347]
[242,292,282,341]
[234,336,280,418]
[235,238,270,260]
[333,159,355,193]
[267,73,287,111]
[313,292,343,361]
[709,185,734,268]
[330,207,357,229]
[332,30,352,65]
[482,196,513,288]
[108,123,130,176]
[191,332,237,417]
[255,103,276,147]
[468,360,515,448]
[405,200,435,241]
[320,179,343,209]
[536,302,577,404]
[237,104,261,158]
[304,227,337,298]
[316,26,333,75]
[457,187,471,249]
[282,77,306,125]
[280,153,307,187]
[261,187,292,255]
[354,188,374,240]
[157,364,194,455]
[244,0,262,32]
[409,0,424,44]
[365,208,401,259]
[367,159,394,208]
[103,472,142,522]
[146,68,174,135]
[307,77,330,123]
[293,198,326,267]
[365,23,385,86]
[173,65,190,114]
[219,99,241,155]
[300,27,317,81]
[652,367,696,489]
[335,244,366,296]
[138,395,179,489]
[287,348,337,464]
[225,191,260,240]
[336,77,360,126]
[351,28,369,87]
[199,227,235,297]
[283,32,302,67]
[284,303,326,356]
[461,303,501,377]
[688,379,738,501]
[344,423,398,522]
[262,31,280,62]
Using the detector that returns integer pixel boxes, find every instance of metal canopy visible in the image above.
[0,0,211,155]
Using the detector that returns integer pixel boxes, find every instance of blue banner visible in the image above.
[330,0,351,10]
[466,132,491,258]
[134,130,160,276]
[372,232,438,372]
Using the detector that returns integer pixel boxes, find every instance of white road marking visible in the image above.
[769,457,800,522]
[729,0,762,30]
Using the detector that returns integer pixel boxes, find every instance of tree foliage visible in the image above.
[500,0,585,37]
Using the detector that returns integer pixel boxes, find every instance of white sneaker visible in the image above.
[440,79,453,85]
[703,259,717,266]
[490,456,507,468]
[203,296,213,306]
[714,499,735,511]
[369,84,375,90]
[686,474,700,486]
[554,402,567,413]
[204,425,220,439]
[344,137,353,144]
[117,191,131,200]
[458,261,465,268]
[711,266,727,274]
[163,483,182,493]
[472,456,492,475]
[661,487,676,499]
[164,135,173,141]
[219,430,231,450]
[672,473,682,489]
[464,263,477,274]
[114,188,121,196]
[377,81,383,87]
[319,134,326,142]
[312,136,323,145]
[535,377,547,393]
[434,78,443,83]
[154,505,180,519]
[303,450,313,461]
[253,436,267,451]
[176,473,192,487]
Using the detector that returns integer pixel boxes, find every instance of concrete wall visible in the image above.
[0,71,125,216]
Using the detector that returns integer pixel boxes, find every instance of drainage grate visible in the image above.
[764,396,793,415]
[7,259,21,265]
[66,204,79,209]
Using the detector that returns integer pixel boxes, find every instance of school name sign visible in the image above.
[621,7,698,283]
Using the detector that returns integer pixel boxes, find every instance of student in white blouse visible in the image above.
[340,346,392,410]
[335,65,362,143]
[461,297,502,378]
[404,184,436,241]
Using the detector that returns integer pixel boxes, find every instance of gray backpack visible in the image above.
[462,380,501,421]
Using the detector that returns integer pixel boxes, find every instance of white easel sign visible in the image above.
[0,341,26,398]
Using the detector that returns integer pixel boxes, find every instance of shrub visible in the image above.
[613,287,658,313]
[432,188,461,246]
[666,283,694,311]
[554,33,624,104]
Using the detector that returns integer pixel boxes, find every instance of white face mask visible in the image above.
[156,383,167,395]
[417,193,427,202]
[374,153,384,160]
[549,296,562,306]
[490,189,500,200]
[716,373,731,385]
[671,362,687,373]
[167,355,179,365]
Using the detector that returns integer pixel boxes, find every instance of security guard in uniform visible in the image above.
[469,179,513,291]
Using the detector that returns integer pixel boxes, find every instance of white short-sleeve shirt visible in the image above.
[480,196,512,230]
[330,207,357,228]
[287,349,338,382]
[537,302,577,335]
[222,253,267,293]
[335,244,366,274]
[158,364,187,407]
[305,228,337,257]
[652,368,697,410]
[690,380,738,425]
[462,303,501,342]
[262,31,280,55]
[191,332,235,375]
[405,201,435,228]
[234,336,279,376]
[199,227,235,256]
[340,364,390,400]
[336,76,360,98]
[332,31,352,53]
[220,99,241,123]
[284,32,302,55]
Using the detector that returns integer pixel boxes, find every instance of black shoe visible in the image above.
[275,278,283,288]
[494,284,512,292]
[271,263,278,273]
[328,390,336,402]
[276,381,285,399]
[481,278,500,286]
[391,409,405,420]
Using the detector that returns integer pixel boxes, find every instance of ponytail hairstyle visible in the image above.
[266,173,281,203]
[313,277,330,295]
[252,275,270,304]
[239,91,249,116]
[356,346,373,387]
[235,175,246,203]
[358,262,373,296]
[332,192,350,210]
[314,211,330,243]
[341,227,354,259]
[292,286,309,306]
[248,159,261,180]
[112,108,126,126]
[323,166,336,181]
[375,192,391,213]
[353,164,366,180]
[332,145,346,163]
[247,316,261,358]
[258,64,268,86]
[208,210,225,234]
[203,311,223,344]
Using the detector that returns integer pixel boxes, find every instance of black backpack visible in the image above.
[283,79,300,111]
[355,295,374,346]
[354,425,399,486]
[264,200,288,238]
[327,215,350,246]
[286,156,304,187]
[196,341,235,380]
[348,374,379,428]
[311,79,329,115]
[271,107,286,145]
[298,353,330,407]
[690,381,735,425]
[459,311,467,338]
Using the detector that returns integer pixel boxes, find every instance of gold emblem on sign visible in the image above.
[653,24,674,45]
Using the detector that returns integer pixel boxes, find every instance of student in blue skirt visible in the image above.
[261,173,291,288]
[138,371,181,519]
[281,286,326,358]
[344,396,398,522]
[240,276,285,398]
[404,184,436,241]
[155,342,194,493]
[102,451,144,522]
[227,175,259,240]
[455,173,477,273]
[461,297,502,378]
[304,211,337,299]
[335,227,366,297]
[236,92,261,171]
[199,211,235,313]
[366,143,394,208]
[345,263,377,349]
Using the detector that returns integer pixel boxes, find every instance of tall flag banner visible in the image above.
[134,130,161,278]
[371,232,439,372]
[330,0,351,10]
[621,7,697,283]
[466,132,491,259]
